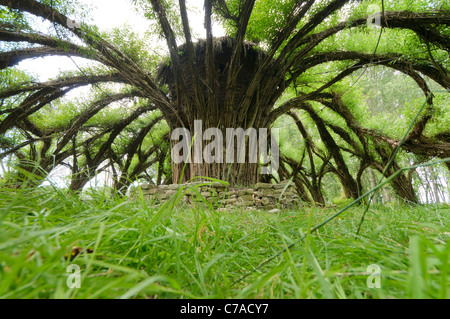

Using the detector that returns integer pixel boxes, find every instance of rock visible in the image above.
[210,182,229,188]
[255,182,274,190]
[182,188,196,196]
[219,191,236,198]
[202,187,218,194]
[144,188,159,195]
[261,197,271,206]
[237,189,248,196]
[273,183,290,190]
[235,201,254,207]
[257,189,277,197]
[237,195,254,202]
[141,184,157,190]
[161,190,177,199]
[273,180,295,189]
[200,192,211,198]
[219,198,237,205]
[185,181,204,187]
[268,208,280,214]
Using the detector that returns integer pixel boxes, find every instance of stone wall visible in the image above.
[132,180,301,210]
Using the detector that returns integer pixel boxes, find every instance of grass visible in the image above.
[0,184,448,299]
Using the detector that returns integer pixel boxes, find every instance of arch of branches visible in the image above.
[0,0,449,204]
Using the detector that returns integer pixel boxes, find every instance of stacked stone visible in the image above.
[253,181,299,210]
[133,180,300,210]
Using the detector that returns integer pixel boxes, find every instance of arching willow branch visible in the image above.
[0,46,93,70]
[0,73,126,99]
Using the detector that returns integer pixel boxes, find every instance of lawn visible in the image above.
[0,185,448,299]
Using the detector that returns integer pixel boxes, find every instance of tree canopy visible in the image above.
[0,0,449,203]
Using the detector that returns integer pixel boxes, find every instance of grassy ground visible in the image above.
[0,185,448,299]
